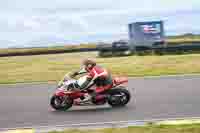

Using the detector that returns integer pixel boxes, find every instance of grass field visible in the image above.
[167,34,200,44]
[0,35,200,57]
[0,52,200,84]
[0,43,96,56]
[167,38,200,44]
[48,124,200,133]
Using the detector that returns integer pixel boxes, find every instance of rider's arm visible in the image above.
[79,76,93,90]
[70,67,87,78]
[77,67,87,75]
[58,73,70,87]
[79,70,95,90]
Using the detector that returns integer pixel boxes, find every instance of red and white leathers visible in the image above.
[78,65,113,94]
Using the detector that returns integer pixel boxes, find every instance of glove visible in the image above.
[57,81,64,88]
[71,71,79,77]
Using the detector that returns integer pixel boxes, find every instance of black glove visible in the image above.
[74,72,79,75]
[71,71,79,77]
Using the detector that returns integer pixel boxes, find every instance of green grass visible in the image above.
[0,52,200,84]
[167,34,200,44]
[167,38,200,44]
[0,44,96,56]
[48,124,200,133]
[0,35,200,56]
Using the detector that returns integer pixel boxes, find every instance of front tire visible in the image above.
[50,95,73,111]
[107,87,131,107]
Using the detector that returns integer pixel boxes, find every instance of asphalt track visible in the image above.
[0,75,200,129]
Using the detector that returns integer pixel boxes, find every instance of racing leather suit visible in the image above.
[77,65,113,94]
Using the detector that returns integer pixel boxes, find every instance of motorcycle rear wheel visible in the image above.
[107,87,131,107]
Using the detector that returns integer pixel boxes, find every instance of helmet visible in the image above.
[82,59,96,71]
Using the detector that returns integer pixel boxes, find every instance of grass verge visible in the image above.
[0,44,96,56]
[0,36,200,57]
[1,52,200,84]
[48,124,200,133]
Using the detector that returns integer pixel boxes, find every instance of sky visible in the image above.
[0,0,200,48]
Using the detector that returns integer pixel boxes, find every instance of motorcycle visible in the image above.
[50,74,131,111]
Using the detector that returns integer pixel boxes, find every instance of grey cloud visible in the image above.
[0,0,200,48]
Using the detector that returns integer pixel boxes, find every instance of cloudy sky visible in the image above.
[0,0,200,48]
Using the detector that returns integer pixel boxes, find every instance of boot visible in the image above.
[74,93,92,105]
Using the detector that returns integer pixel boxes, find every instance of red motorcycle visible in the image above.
[50,75,131,111]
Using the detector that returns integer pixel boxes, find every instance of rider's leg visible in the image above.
[74,88,93,105]
[74,84,113,105]
[91,84,113,97]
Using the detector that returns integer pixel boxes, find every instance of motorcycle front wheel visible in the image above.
[50,95,73,111]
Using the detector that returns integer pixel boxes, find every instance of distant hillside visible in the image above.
[166,33,200,44]
[167,33,200,39]
[0,33,200,57]
[110,34,200,45]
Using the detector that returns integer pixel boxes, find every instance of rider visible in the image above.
[71,59,113,103]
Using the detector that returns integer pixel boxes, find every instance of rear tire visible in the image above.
[107,87,131,107]
[50,95,73,111]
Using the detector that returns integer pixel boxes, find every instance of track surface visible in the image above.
[0,75,200,129]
